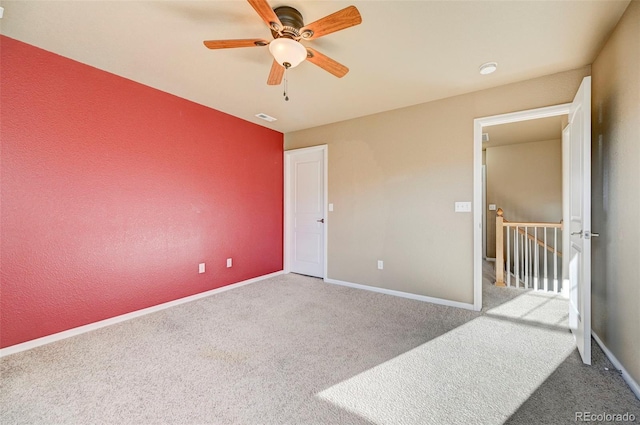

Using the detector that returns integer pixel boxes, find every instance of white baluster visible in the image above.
[544,227,548,292]
[515,227,520,288]
[529,238,532,288]
[554,227,558,293]
[534,227,539,291]
[524,226,529,288]
[506,226,511,287]
[521,228,525,285]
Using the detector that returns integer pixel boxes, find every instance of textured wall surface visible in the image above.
[591,0,640,386]
[285,66,590,304]
[0,36,284,348]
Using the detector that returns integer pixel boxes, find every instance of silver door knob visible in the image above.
[317,218,324,223]
[586,231,599,238]
[571,230,583,236]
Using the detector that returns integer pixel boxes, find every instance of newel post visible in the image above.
[495,208,506,287]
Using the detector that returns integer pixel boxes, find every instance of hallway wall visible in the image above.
[591,0,640,389]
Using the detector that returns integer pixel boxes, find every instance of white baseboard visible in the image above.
[0,270,284,358]
[592,331,640,399]
[324,278,475,311]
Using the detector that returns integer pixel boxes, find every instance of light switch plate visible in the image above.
[198,263,205,274]
[328,203,334,212]
[455,202,472,212]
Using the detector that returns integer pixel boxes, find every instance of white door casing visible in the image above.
[568,76,592,365]
[482,165,487,260]
[562,125,571,299]
[284,145,327,278]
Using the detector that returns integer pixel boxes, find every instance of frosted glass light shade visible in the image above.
[269,38,307,68]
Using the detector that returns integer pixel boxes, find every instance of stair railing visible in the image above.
[495,208,563,292]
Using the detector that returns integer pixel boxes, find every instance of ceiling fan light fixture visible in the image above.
[269,37,307,68]
[479,62,498,75]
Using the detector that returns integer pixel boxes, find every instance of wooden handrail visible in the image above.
[514,227,562,257]
[499,210,563,228]
[504,221,563,228]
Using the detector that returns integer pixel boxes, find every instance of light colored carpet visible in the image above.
[481,259,527,311]
[1,273,639,424]
[318,292,576,425]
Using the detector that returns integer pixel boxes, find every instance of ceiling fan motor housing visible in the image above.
[271,6,306,39]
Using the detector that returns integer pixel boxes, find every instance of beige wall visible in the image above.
[285,66,590,304]
[591,0,639,386]
[485,139,562,258]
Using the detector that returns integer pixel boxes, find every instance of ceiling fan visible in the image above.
[203,0,362,86]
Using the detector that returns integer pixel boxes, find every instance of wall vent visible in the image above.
[255,113,277,122]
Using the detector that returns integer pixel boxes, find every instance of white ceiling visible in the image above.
[484,115,565,149]
[0,0,630,133]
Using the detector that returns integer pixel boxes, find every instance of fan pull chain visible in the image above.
[283,67,289,101]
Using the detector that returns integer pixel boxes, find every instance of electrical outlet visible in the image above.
[377,260,384,270]
[226,258,232,268]
[198,263,205,274]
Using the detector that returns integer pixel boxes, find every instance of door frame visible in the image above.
[473,104,570,311]
[284,144,328,278]
[482,164,487,260]
[562,124,571,299]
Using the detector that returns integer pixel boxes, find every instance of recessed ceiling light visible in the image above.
[479,62,498,75]
[255,113,277,122]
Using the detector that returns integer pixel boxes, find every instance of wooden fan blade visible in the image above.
[247,0,283,32]
[300,6,362,40]
[306,48,349,78]
[267,60,284,85]
[203,39,269,49]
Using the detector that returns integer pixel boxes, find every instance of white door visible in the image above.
[567,76,592,365]
[286,147,325,278]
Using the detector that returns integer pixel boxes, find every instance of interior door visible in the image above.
[288,148,325,278]
[568,76,592,365]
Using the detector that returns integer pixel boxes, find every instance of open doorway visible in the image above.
[473,103,571,312]
[480,115,568,314]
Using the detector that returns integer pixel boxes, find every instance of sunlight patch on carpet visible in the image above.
[317,292,575,425]
[486,291,570,327]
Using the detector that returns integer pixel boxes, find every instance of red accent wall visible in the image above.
[0,36,283,348]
